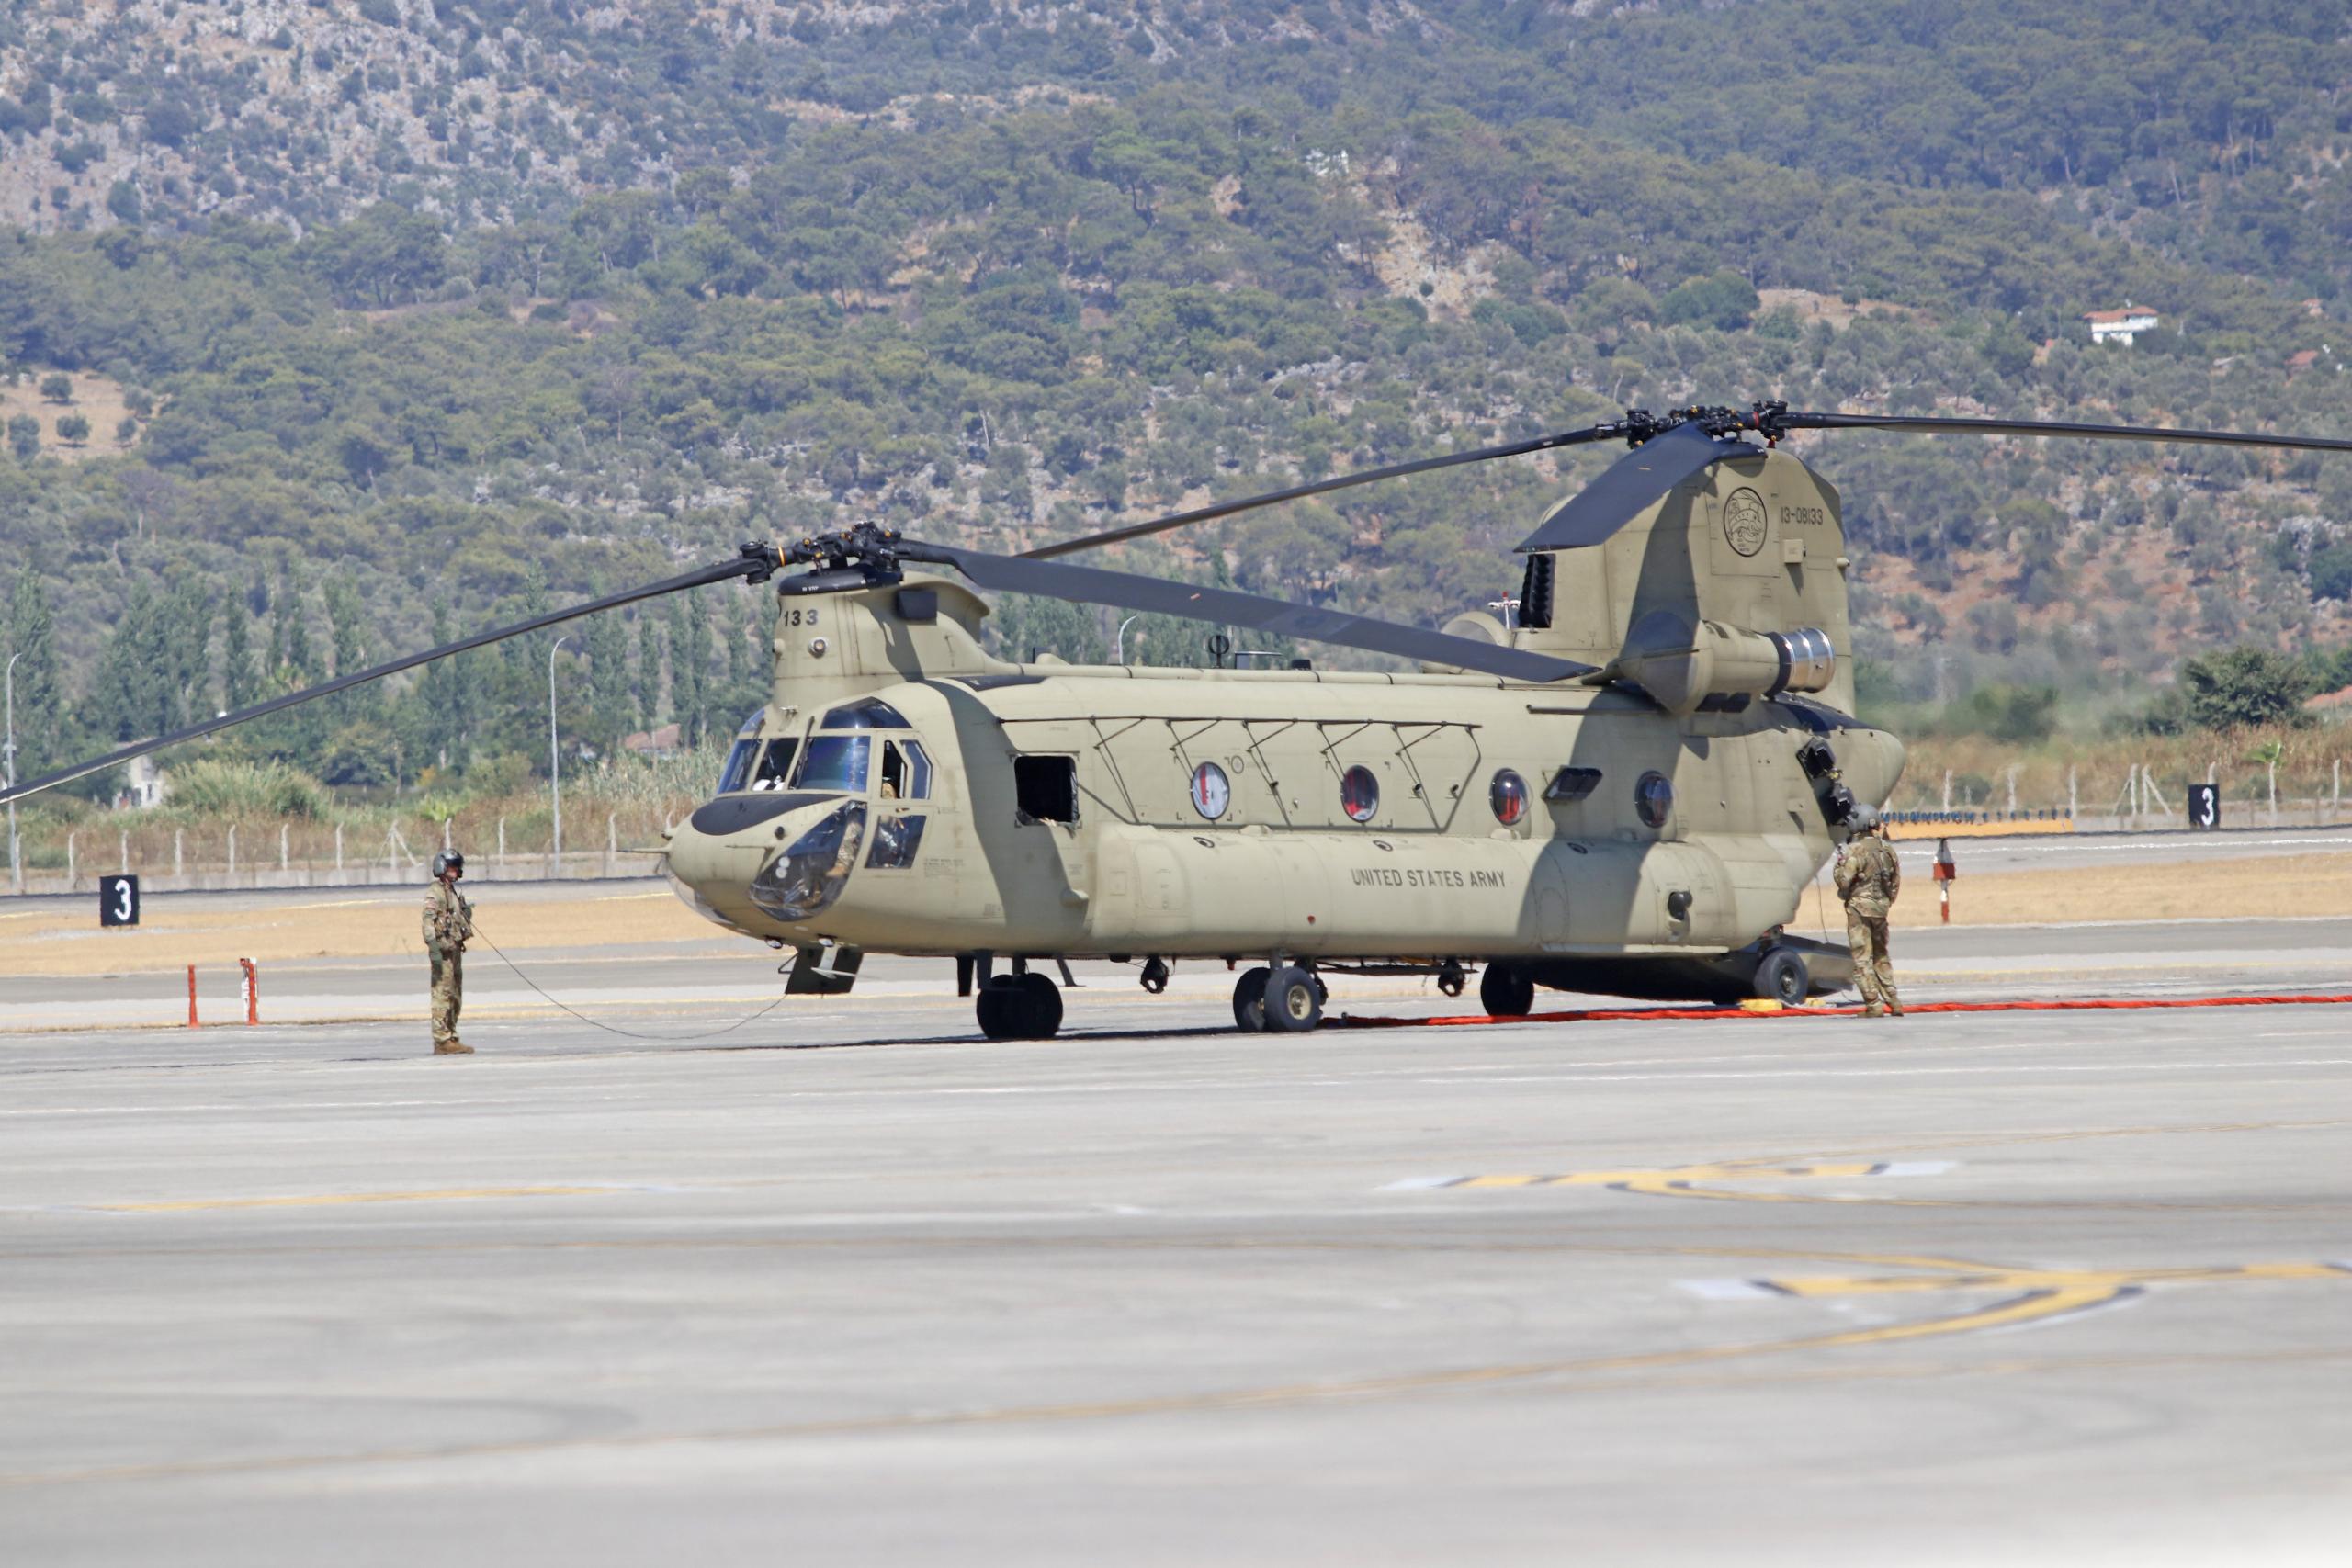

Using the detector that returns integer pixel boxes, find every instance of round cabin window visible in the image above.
[1635,770,1674,829]
[1489,769,1529,826]
[1340,764,1380,824]
[1191,761,1231,820]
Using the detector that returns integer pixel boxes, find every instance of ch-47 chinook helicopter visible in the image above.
[15,400,2352,1038]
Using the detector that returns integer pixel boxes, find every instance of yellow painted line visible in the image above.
[85,1184,624,1213]
[1432,1160,1913,1199]
[1759,1260,2352,1300]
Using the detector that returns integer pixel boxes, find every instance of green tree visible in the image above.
[54,412,90,445]
[6,416,39,461]
[6,570,67,779]
[2179,647,2315,731]
[38,373,73,404]
[220,596,259,710]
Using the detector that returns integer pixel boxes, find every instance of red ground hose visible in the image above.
[1330,993,2352,1030]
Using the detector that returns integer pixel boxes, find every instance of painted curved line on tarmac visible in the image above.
[0,1252,2248,1492]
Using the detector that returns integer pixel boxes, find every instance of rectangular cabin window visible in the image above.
[1014,755,1078,824]
[1544,766,1603,803]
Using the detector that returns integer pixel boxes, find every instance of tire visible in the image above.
[1479,963,1535,1018]
[1753,947,1810,1007]
[1232,966,1272,1032]
[1262,965,1323,1032]
[1017,972,1064,1038]
[976,981,1020,1040]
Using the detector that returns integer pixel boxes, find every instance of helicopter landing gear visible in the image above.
[1752,946,1811,1008]
[977,970,1063,1041]
[1232,966,1272,1032]
[1436,960,1467,998]
[1261,964,1324,1032]
[1479,962,1535,1018]
[1139,956,1170,994]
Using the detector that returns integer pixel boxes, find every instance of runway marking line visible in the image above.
[76,1184,629,1213]
[8,1242,2346,1490]
[1386,1159,1954,1198]
[1337,991,2352,1030]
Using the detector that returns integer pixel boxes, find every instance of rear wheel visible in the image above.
[1753,947,1810,1007]
[1262,965,1323,1032]
[1016,971,1064,1038]
[1232,966,1272,1032]
[1479,963,1535,1018]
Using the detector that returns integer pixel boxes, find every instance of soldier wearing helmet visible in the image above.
[423,850,474,1054]
[1833,806,1903,1018]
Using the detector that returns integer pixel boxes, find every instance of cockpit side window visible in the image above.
[791,734,872,794]
[820,697,910,730]
[718,737,761,795]
[880,739,933,801]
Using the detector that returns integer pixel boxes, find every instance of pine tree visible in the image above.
[6,570,66,780]
[681,590,712,748]
[161,580,213,730]
[585,597,633,761]
[221,597,258,711]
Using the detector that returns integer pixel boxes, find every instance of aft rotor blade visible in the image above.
[1024,424,1623,560]
[1514,422,1756,554]
[902,540,1594,684]
[1769,410,2352,454]
[0,554,768,809]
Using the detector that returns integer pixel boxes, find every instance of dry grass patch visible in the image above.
[1795,852,2352,931]
[0,886,720,977]
[0,370,140,461]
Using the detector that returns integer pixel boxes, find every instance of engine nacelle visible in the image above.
[1611,612,1837,716]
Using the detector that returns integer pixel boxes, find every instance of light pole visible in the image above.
[1116,615,1140,666]
[548,634,572,877]
[5,651,19,894]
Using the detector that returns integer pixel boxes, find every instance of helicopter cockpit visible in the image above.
[741,697,937,920]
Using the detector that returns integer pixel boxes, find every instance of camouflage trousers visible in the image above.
[1846,910,1899,1012]
[429,947,464,1044]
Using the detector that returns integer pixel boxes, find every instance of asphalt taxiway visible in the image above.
[4,919,2350,1565]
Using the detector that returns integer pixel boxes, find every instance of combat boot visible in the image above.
[434,1039,474,1055]
[1861,1004,1885,1019]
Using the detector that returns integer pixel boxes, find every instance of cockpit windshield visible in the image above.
[791,734,871,793]
[718,737,801,794]
[718,737,761,795]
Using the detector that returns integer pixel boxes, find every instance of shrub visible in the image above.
[168,759,330,818]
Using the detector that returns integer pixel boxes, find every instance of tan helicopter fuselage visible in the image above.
[664,598,1900,977]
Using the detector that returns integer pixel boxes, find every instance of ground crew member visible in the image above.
[423,851,474,1055]
[1834,806,1903,1018]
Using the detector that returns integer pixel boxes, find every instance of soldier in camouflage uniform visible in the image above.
[424,851,474,1054]
[1833,806,1903,1018]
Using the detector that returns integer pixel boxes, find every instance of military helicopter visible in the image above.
[13,401,2352,1039]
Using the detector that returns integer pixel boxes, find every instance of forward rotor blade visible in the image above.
[1514,422,1755,554]
[1770,410,2352,454]
[903,540,1593,684]
[0,555,767,809]
[1024,424,1622,560]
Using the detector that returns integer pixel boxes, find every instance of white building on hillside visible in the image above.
[2084,305,2160,344]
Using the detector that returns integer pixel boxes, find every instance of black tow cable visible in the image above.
[472,929,795,1043]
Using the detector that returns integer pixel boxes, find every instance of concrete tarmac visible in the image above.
[4,920,2351,1565]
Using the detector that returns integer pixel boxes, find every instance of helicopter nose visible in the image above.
[664,795,869,930]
